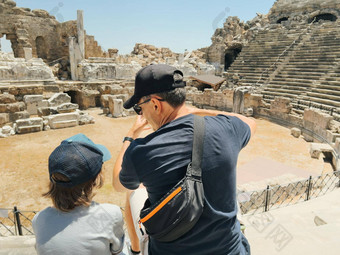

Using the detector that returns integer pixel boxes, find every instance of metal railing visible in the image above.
[2,172,339,235]
[0,206,37,236]
[238,170,340,215]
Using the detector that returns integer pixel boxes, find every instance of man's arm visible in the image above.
[112,116,150,192]
[187,107,257,137]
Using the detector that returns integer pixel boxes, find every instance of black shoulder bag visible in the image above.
[138,115,205,242]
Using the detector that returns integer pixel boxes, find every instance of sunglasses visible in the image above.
[133,98,165,115]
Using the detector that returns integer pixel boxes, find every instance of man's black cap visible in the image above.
[123,64,186,109]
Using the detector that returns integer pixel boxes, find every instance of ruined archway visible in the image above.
[65,90,79,104]
[224,47,242,71]
[277,17,289,24]
[0,34,14,54]
[35,36,47,59]
[309,13,338,23]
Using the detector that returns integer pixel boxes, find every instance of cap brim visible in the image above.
[123,94,139,109]
[64,133,112,162]
[95,144,112,162]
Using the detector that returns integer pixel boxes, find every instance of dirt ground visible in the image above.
[0,108,325,212]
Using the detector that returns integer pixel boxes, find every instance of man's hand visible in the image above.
[127,115,151,139]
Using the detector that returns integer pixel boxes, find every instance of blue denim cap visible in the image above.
[48,133,111,187]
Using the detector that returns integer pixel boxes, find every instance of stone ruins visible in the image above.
[0,0,339,170]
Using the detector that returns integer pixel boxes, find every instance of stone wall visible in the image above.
[269,0,340,24]
[205,15,269,70]
[188,88,340,170]
[0,52,55,81]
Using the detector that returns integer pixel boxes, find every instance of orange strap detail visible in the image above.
[140,186,182,223]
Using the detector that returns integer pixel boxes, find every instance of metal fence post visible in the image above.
[306,176,313,201]
[264,185,270,212]
[13,206,23,236]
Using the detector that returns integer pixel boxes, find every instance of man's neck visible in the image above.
[157,104,190,129]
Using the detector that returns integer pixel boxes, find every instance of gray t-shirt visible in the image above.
[32,202,125,255]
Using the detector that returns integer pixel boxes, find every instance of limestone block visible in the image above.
[46,112,79,129]
[336,138,340,154]
[79,112,95,125]
[0,125,15,138]
[24,48,33,61]
[0,94,16,104]
[108,98,124,118]
[0,113,9,125]
[37,107,51,117]
[100,95,110,108]
[99,85,124,95]
[0,102,25,113]
[78,90,100,109]
[244,108,254,117]
[15,117,43,134]
[57,103,79,113]
[48,93,71,107]
[9,111,30,122]
[8,85,44,97]
[24,95,47,115]
[303,109,333,130]
[310,143,333,159]
[270,97,292,114]
[291,128,301,138]
[103,108,110,115]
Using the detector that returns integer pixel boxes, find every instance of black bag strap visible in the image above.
[189,115,205,177]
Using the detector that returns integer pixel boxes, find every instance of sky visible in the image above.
[2,0,275,54]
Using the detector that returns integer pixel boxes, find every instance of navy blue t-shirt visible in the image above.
[120,114,251,255]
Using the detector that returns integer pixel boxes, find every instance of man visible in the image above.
[113,64,256,255]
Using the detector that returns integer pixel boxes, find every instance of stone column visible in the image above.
[69,37,77,80]
[77,10,85,60]
[69,10,85,80]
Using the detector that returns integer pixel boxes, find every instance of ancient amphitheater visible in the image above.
[0,0,340,254]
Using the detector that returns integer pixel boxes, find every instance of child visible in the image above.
[33,133,125,255]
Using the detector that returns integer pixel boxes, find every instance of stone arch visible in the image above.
[224,46,242,71]
[277,17,289,24]
[35,36,47,59]
[0,34,14,54]
[309,13,338,23]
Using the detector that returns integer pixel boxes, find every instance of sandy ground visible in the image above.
[0,108,326,212]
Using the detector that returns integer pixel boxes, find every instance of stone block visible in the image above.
[46,112,79,129]
[0,102,25,113]
[310,143,333,159]
[15,117,43,134]
[99,85,124,95]
[57,103,79,113]
[48,93,71,107]
[103,108,110,115]
[9,111,30,122]
[0,113,9,125]
[37,107,51,117]
[335,138,340,154]
[24,95,47,115]
[23,47,33,61]
[79,112,95,125]
[0,125,15,138]
[291,128,301,138]
[0,94,16,104]
[100,95,110,108]
[78,90,100,109]
[108,98,124,118]
[23,95,44,104]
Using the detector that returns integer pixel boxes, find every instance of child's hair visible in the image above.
[43,171,103,212]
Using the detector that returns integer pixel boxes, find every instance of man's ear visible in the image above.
[151,98,162,114]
